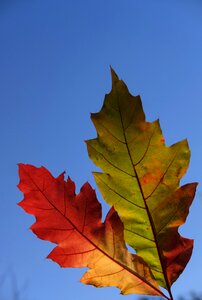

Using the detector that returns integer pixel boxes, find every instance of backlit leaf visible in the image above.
[18,164,166,297]
[18,69,197,300]
[86,69,197,294]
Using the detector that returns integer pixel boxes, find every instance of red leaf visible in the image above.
[18,164,165,297]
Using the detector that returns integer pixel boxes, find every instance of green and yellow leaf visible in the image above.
[86,69,197,293]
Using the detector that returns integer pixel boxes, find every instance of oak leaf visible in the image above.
[18,164,166,297]
[18,69,197,300]
[86,69,197,297]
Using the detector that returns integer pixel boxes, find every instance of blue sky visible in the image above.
[0,1,202,299]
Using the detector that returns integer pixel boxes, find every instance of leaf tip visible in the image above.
[110,66,119,86]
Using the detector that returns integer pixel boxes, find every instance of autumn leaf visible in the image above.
[18,164,168,297]
[18,69,197,300]
[86,69,197,297]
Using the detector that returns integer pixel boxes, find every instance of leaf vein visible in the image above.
[88,143,135,177]
[125,228,155,243]
[97,175,145,209]
[145,151,179,201]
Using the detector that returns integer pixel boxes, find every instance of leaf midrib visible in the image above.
[117,97,173,300]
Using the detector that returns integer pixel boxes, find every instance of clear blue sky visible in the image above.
[0,1,202,299]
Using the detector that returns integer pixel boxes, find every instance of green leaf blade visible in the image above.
[86,69,197,291]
